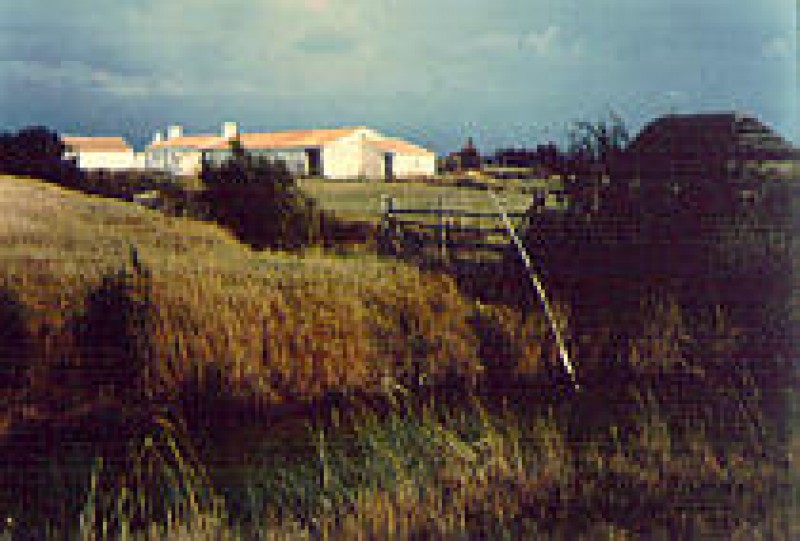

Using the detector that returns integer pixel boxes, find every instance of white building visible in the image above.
[144,125,220,176]
[145,123,436,180]
[63,136,139,171]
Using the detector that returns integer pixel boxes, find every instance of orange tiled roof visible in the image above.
[148,135,221,150]
[368,138,433,156]
[205,127,364,151]
[145,126,433,155]
[63,136,131,153]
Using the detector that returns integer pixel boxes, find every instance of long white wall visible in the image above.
[392,153,436,178]
[321,128,436,180]
[141,126,437,180]
[74,151,137,171]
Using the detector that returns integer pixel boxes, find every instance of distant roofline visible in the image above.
[62,135,133,152]
[145,125,435,155]
[626,111,800,164]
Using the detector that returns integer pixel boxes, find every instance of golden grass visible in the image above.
[0,176,794,539]
[0,176,491,415]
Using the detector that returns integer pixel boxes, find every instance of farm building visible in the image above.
[144,124,223,177]
[146,123,436,179]
[63,136,143,171]
[623,112,800,192]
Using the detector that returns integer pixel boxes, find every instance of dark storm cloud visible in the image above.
[0,0,795,152]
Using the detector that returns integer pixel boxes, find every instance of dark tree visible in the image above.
[200,142,320,250]
[561,113,632,214]
[453,137,481,171]
[0,126,83,187]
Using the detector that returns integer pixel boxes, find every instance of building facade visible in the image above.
[63,136,141,171]
[145,123,436,179]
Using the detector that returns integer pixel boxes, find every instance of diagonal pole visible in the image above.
[487,189,580,391]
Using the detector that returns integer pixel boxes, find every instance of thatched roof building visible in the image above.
[624,112,800,187]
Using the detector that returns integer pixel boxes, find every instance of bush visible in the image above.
[201,144,320,250]
[0,287,33,398]
[0,126,83,187]
[69,248,156,401]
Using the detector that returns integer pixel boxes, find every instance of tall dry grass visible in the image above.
[0,176,794,539]
[0,177,486,413]
[24,394,791,539]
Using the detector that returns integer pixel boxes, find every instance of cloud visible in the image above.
[295,32,358,55]
[663,90,688,101]
[762,36,791,58]
[304,0,330,13]
[0,0,795,150]
[0,59,258,98]
[475,25,581,59]
[522,25,561,56]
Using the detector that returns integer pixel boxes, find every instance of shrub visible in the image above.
[69,248,156,401]
[469,303,555,383]
[0,286,33,398]
[201,143,320,250]
[0,126,83,187]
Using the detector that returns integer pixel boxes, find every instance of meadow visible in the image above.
[0,175,796,539]
[298,177,534,221]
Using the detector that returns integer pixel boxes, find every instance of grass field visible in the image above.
[0,175,796,539]
[298,178,534,221]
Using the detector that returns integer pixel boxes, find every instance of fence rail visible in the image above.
[379,195,529,259]
[389,208,527,219]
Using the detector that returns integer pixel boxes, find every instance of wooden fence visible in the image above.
[379,195,529,260]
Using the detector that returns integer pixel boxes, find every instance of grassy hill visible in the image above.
[0,176,487,412]
[0,176,795,539]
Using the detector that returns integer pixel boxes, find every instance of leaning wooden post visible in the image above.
[487,189,580,391]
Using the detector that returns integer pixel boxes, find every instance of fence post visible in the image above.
[438,195,447,261]
[380,194,394,252]
[380,194,394,224]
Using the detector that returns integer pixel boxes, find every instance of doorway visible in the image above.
[383,152,394,181]
[306,148,322,177]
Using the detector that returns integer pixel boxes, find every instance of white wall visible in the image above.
[145,148,203,176]
[361,145,386,179]
[321,128,402,179]
[145,148,168,171]
[132,153,147,170]
[174,151,204,176]
[75,150,137,171]
[322,137,367,179]
[392,153,436,178]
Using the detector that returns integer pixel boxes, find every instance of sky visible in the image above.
[0,0,796,154]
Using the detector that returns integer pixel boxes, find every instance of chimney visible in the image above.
[167,125,183,139]
[222,121,239,140]
[152,131,164,143]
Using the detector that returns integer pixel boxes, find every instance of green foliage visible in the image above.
[201,143,320,250]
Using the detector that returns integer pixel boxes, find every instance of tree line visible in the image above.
[0,126,83,186]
